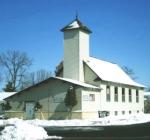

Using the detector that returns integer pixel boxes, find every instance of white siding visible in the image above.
[83,63,144,118]
[81,90,101,119]
[100,83,144,116]
[79,31,89,60]
[82,90,100,111]
[63,30,80,81]
[63,30,89,82]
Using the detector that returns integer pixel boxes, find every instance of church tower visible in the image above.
[61,17,92,82]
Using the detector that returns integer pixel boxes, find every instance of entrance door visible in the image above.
[25,102,35,119]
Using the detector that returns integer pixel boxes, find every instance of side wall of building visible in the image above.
[5,79,82,120]
[84,64,144,117]
[81,89,101,119]
[100,82,144,116]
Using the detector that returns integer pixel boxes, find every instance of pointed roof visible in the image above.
[61,17,92,33]
[85,57,145,88]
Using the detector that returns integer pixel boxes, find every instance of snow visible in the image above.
[55,77,100,89]
[0,92,16,102]
[66,21,80,29]
[26,113,150,127]
[0,118,62,140]
[0,113,149,140]
[85,57,144,87]
[144,92,150,96]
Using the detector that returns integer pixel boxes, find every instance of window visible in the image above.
[122,88,125,102]
[106,86,111,102]
[98,111,110,118]
[83,94,95,101]
[114,87,118,102]
[129,110,131,114]
[129,89,132,102]
[115,111,118,116]
[122,111,125,115]
[89,94,95,101]
[136,90,139,103]
[137,110,139,113]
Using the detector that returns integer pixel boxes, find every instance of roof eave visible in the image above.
[60,27,92,34]
[5,76,101,100]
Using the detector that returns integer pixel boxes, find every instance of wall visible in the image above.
[63,30,89,82]
[81,89,101,119]
[100,82,144,116]
[84,63,100,86]
[63,30,80,81]
[5,79,82,120]
[84,63,144,117]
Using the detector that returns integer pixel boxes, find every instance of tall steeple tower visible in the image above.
[61,17,92,82]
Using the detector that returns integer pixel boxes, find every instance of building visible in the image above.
[5,17,144,119]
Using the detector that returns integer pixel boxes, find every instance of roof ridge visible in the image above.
[89,56,116,64]
[86,56,144,87]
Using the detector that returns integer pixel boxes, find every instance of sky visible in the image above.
[0,0,150,90]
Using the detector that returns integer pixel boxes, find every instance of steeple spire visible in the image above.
[60,14,92,33]
[75,10,78,20]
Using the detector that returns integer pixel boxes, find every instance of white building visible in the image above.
[56,17,145,117]
[5,17,145,119]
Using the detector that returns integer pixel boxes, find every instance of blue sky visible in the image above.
[0,0,150,90]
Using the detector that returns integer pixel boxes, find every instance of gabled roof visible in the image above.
[60,18,92,33]
[55,77,100,90]
[85,57,145,87]
[5,77,100,100]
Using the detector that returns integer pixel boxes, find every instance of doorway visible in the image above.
[25,102,35,119]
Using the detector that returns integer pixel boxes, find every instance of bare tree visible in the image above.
[0,50,32,91]
[0,74,2,83]
[122,66,137,80]
[144,100,150,113]
[146,87,150,92]
[36,69,51,83]
[0,63,3,83]
[21,69,51,90]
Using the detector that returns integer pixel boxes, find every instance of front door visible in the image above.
[25,102,35,119]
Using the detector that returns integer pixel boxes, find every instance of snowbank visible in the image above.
[0,113,150,140]
[27,113,150,127]
[0,118,62,140]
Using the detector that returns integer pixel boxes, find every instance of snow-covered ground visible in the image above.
[0,113,150,140]
[0,118,62,140]
[27,113,150,126]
